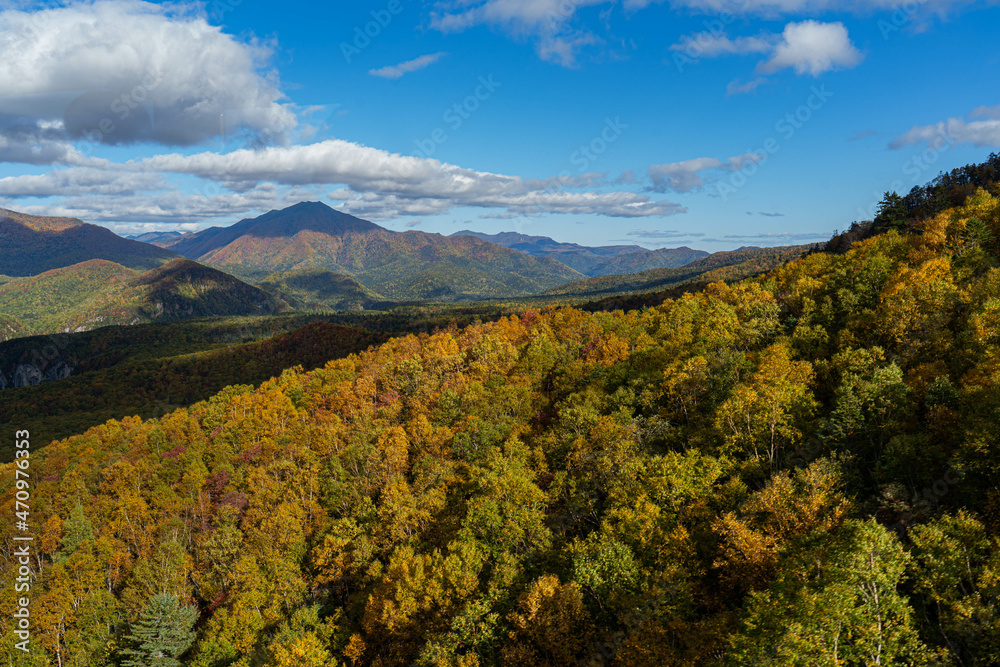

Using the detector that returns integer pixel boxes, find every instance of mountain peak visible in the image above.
[169,202,380,260]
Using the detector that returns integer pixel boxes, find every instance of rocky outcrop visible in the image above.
[12,363,43,387]
[0,338,78,390]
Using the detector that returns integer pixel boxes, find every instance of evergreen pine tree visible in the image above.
[55,501,93,562]
[120,593,197,667]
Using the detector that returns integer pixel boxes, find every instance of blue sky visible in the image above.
[0,0,998,250]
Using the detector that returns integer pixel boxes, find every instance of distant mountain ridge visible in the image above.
[451,229,709,276]
[546,244,817,297]
[0,208,180,276]
[125,230,194,247]
[169,202,585,300]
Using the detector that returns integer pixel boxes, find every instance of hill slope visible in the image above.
[259,268,385,311]
[0,208,180,276]
[5,183,1000,665]
[171,202,585,299]
[452,229,709,276]
[0,320,385,447]
[0,258,284,336]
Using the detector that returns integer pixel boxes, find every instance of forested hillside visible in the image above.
[0,321,386,456]
[546,244,815,297]
[0,209,179,277]
[258,270,385,312]
[2,178,1000,665]
[0,259,284,337]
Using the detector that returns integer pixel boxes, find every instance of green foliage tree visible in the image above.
[120,593,198,667]
[55,502,94,563]
[729,519,933,666]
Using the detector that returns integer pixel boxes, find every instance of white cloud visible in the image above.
[0,168,164,197]
[431,0,989,67]
[9,183,322,225]
[726,77,769,95]
[666,0,992,14]
[723,232,827,240]
[626,229,704,239]
[0,1,295,147]
[429,0,610,67]
[369,53,449,79]
[128,139,680,219]
[648,153,764,193]
[890,109,1000,150]
[0,124,104,165]
[757,21,863,76]
[971,104,1000,120]
[670,33,774,57]
[672,20,862,88]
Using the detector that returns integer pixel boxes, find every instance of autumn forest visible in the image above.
[3,155,1000,666]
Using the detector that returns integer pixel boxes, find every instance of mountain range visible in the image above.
[162,201,586,300]
[1,201,788,335]
[451,229,709,276]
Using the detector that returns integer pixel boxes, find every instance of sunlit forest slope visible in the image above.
[2,159,1000,666]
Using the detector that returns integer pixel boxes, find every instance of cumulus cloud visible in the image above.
[0,1,697,224]
[0,0,295,148]
[673,20,862,90]
[431,0,985,67]
[757,21,863,76]
[12,183,322,225]
[0,123,104,165]
[0,168,164,197]
[369,53,449,79]
[648,153,764,193]
[890,108,1000,149]
[134,139,685,219]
